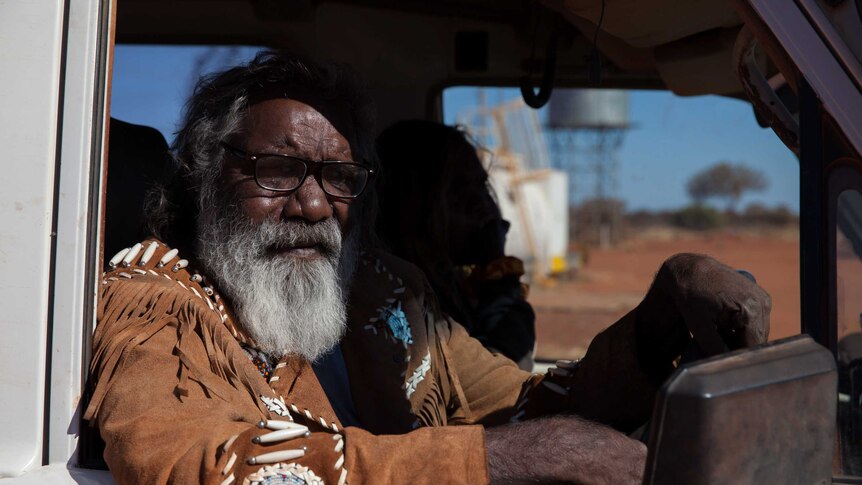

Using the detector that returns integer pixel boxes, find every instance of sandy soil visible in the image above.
[530,228,802,360]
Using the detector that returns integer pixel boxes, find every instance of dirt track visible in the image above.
[530,229,801,360]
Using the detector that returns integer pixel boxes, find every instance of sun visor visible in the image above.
[654,27,745,96]
[551,0,741,48]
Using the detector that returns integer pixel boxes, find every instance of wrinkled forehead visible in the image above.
[246,84,358,153]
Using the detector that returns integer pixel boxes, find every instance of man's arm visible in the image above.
[486,416,646,485]
[439,252,770,483]
[87,275,350,484]
[509,253,772,432]
[89,271,492,484]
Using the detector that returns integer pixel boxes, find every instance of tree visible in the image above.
[686,162,768,211]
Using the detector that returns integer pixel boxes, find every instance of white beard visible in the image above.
[196,207,359,362]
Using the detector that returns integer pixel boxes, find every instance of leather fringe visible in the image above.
[84,277,263,421]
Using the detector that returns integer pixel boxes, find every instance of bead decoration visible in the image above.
[241,463,324,485]
[122,243,143,267]
[108,247,130,268]
[379,301,412,345]
[104,242,348,484]
[244,346,275,380]
[260,395,291,418]
[101,240,247,350]
[246,448,306,465]
[139,241,159,265]
[157,248,179,267]
[403,352,431,399]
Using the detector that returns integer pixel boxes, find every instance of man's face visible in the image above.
[220,97,355,256]
[194,96,362,360]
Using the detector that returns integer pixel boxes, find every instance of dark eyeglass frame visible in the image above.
[220,141,374,199]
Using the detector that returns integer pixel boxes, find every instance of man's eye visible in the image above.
[327,166,352,184]
[256,157,305,190]
[323,164,366,196]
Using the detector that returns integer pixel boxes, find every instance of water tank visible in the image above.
[547,89,630,129]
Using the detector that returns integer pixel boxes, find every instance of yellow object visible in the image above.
[550,255,567,274]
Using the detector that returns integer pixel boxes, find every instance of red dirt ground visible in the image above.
[530,229,801,360]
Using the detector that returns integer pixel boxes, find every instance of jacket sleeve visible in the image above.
[510,309,663,432]
[440,305,660,432]
[87,273,492,485]
[438,317,533,426]
[342,425,488,484]
[86,273,354,484]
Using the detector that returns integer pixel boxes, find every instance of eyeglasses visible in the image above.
[220,142,374,199]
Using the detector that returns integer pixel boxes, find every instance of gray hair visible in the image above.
[146,51,378,254]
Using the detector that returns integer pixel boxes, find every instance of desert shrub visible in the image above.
[672,204,726,231]
[570,197,627,245]
[687,162,767,211]
[626,209,674,228]
[741,203,797,226]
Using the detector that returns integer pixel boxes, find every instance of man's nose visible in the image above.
[281,175,333,222]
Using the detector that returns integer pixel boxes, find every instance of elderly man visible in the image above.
[86,51,770,485]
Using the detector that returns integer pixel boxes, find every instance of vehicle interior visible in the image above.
[115,0,775,125]
[78,0,862,482]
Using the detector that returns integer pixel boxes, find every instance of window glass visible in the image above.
[837,189,862,475]
[443,87,801,362]
[112,45,267,143]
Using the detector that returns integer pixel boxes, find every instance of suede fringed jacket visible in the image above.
[85,240,658,485]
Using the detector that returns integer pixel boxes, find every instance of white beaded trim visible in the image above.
[280,402,339,433]
[246,448,306,466]
[333,433,344,453]
[242,463,324,485]
[108,247,130,268]
[223,434,240,453]
[110,242,352,484]
[253,420,309,445]
[403,352,431,399]
[157,248,179,267]
[222,452,237,476]
[219,432,241,483]
[139,241,159,265]
[260,395,292,418]
[259,387,348,483]
[172,259,189,272]
[103,242,245,344]
[121,243,142,267]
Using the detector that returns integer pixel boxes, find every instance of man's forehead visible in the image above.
[248,84,351,126]
[244,88,356,151]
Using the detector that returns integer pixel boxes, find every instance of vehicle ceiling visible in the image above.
[116,0,751,127]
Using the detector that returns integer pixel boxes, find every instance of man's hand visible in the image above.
[485,415,646,484]
[520,253,771,434]
[636,253,772,375]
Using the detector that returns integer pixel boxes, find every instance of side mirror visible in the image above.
[644,335,836,484]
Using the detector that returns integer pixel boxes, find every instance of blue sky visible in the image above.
[112,45,799,212]
[443,88,799,212]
